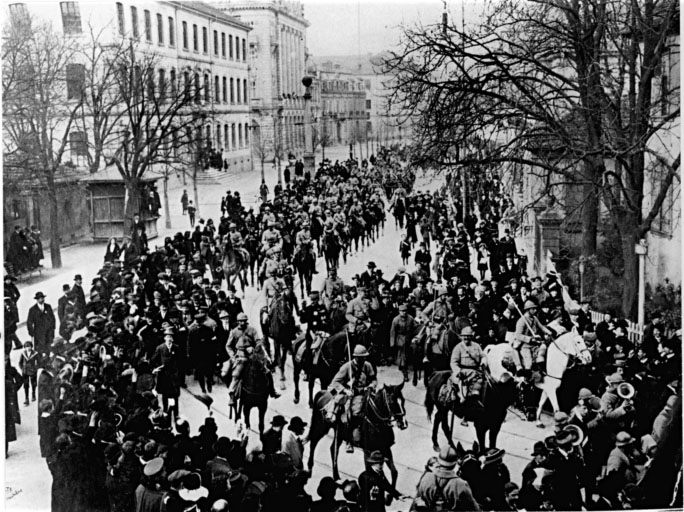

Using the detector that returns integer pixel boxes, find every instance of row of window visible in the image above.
[115,3,247,62]
[65,61,248,106]
[69,121,251,158]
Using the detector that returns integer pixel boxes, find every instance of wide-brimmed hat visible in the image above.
[615,431,635,447]
[437,446,458,468]
[577,388,595,401]
[606,372,624,385]
[523,300,538,311]
[555,429,574,447]
[482,448,505,466]
[553,411,570,427]
[583,331,597,342]
[366,450,384,465]
[289,416,307,431]
[352,345,369,357]
[271,415,287,427]
[143,457,165,477]
[178,472,208,502]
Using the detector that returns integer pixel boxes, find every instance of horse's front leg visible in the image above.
[293,364,301,404]
[258,402,266,435]
[331,425,343,481]
[535,389,548,427]
[385,451,399,498]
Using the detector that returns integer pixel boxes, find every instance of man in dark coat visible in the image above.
[5,296,22,351]
[188,310,218,393]
[72,274,86,316]
[260,415,287,455]
[359,450,401,512]
[26,291,56,354]
[151,329,181,417]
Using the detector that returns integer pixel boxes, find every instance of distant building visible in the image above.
[316,69,368,154]
[219,0,310,165]
[311,54,413,149]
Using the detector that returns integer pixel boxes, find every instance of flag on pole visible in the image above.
[547,250,580,312]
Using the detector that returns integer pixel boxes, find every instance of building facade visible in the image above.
[4,0,252,247]
[219,1,310,165]
[315,69,368,152]
[312,54,412,149]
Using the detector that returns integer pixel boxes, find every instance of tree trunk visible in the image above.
[124,177,141,234]
[46,173,62,269]
[619,225,639,320]
[322,144,326,161]
[163,173,171,230]
[581,180,598,257]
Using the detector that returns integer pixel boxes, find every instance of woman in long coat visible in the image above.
[103,237,121,263]
[5,354,22,454]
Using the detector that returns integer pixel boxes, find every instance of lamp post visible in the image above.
[578,257,585,302]
[302,76,316,175]
[635,239,648,325]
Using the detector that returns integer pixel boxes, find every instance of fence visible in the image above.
[589,310,645,344]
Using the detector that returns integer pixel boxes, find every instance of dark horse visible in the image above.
[291,328,343,408]
[268,291,297,389]
[321,229,343,272]
[425,370,516,454]
[293,243,316,298]
[232,354,271,435]
[308,384,408,488]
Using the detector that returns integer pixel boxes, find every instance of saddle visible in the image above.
[438,382,460,407]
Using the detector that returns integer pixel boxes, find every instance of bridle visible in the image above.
[548,335,591,376]
[366,387,406,428]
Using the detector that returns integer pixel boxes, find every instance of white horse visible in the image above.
[535,324,592,427]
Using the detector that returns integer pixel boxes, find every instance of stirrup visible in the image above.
[345,442,354,454]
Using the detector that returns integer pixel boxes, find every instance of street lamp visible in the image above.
[302,76,315,175]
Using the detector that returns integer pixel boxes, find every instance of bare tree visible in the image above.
[101,44,201,231]
[251,123,269,180]
[3,15,83,269]
[382,0,679,317]
[312,119,332,161]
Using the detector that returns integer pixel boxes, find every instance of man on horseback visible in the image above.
[260,221,282,255]
[320,267,345,309]
[514,300,553,376]
[227,223,248,267]
[450,326,486,403]
[295,221,318,274]
[329,344,377,453]
[227,336,280,407]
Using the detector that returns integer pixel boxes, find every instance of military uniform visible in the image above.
[514,313,549,370]
[389,313,418,370]
[346,296,370,324]
[450,341,485,397]
[320,275,345,308]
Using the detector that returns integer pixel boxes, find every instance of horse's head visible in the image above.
[379,382,408,430]
[556,330,592,365]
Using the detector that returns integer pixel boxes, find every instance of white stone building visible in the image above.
[218,0,310,165]
[6,0,253,172]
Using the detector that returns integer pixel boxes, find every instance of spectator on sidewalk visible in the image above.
[181,190,189,215]
[104,237,122,264]
[26,291,55,355]
[18,340,39,405]
[188,201,197,227]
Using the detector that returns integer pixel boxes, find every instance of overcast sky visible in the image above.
[304,0,486,57]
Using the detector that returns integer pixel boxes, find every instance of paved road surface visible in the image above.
[6,156,550,511]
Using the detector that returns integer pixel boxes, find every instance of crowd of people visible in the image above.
[3,144,681,512]
[5,224,44,275]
